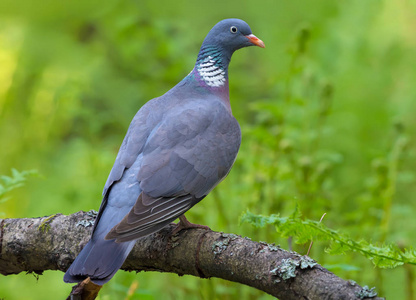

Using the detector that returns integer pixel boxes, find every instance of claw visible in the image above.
[171,215,210,235]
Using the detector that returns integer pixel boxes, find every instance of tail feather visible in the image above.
[64,159,142,284]
[64,236,135,285]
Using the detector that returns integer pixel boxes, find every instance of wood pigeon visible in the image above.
[64,18,264,285]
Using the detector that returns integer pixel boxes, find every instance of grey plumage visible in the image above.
[64,18,264,285]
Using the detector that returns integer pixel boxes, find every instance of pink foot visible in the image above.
[172,215,210,235]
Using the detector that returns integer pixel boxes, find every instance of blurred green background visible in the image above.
[1,0,415,299]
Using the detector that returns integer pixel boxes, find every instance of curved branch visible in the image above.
[0,212,382,300]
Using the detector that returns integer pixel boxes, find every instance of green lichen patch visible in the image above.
[169,234,180,248]
[221,233,239,239]
[38,214,57,233]
[255,273,267,281]
[212,233,238,256]
[258,241,280,253]
[267,243,281,252]
[270,256,317,281]
[76,210,98,227]
[355,286,378,299]
[348,279,357,286]
[87,210,98,217]
[299,256,317,269]
[76,219,95,227]
[270,258,299,280]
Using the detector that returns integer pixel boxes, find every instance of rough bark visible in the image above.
[0,211,383,300]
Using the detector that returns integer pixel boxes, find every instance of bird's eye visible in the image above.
[230,26,238,34]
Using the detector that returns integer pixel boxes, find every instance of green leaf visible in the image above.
[0,169,38,202]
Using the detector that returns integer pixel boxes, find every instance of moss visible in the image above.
[38,214,57,233]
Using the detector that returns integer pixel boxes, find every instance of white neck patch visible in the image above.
[197,56,226,87]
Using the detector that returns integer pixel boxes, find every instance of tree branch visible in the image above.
[0,211,383,300]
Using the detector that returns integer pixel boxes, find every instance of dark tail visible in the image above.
[63,236,135,285]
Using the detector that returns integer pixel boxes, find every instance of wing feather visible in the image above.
[137,101,241,199]
[105,193,201,242]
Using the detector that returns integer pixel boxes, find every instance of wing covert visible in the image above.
[137,100,241,199]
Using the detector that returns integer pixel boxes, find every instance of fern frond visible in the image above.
[241,210,416,268]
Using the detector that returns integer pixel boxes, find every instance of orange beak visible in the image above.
[245,34,265,48]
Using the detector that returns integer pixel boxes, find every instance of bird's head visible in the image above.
[201,18,265,53]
